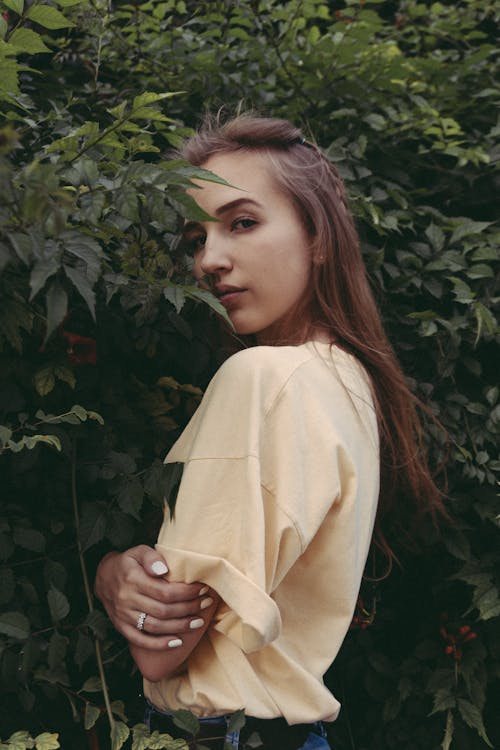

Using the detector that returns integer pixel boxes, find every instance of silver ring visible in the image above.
[136,612,147,631]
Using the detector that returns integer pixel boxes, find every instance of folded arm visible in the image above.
[94,545,220,680]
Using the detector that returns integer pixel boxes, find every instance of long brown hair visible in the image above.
[179,113,447,571]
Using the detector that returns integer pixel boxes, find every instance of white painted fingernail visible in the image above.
[200,597,213,610]
[151,561,168,575]
[168,638,183,648]
[190,618,204,630]
[198,586,209,596]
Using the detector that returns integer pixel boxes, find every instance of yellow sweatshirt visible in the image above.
[145,342,379,724]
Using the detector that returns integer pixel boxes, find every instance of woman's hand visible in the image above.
[94,545,219,651]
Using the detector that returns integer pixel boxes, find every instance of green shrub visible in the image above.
[0,1,498,748]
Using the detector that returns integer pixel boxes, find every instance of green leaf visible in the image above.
[0,567,15,604]
[81,676,102,693]
[457,699,493,746]
[34,734,60,750]
[169,191,216,222]
[26,5,75,29]
[28,434,61,451]
[131,91,180,110]
[47,585,70,622]
[425,222,445,252]
[2,0,24,14]
[110,699,127,722]
[29,259,59,300]
[109,451,137,475]
[449,220,492,245]
[53,366,76,389]
[84,609,108,639]
[0,425,13,444]
[163,284,186,314]
[9,28,51,53]
[63,265,96,319]
[165,161,233,187]
[110,721,130,750]
[474,584,500,621]
[443,530,471,561]
[115,184,140,222]
[13,527,46,552]
[34,368,56,397]
[116,478,144,519]
[87,410,104,425]
[1,730,34,750]
[430,688,456,714]
[130,724,151,750]
[226,710,246,733]
[70,404,88,421]
[45,280,68,342]
[48,631,67,671]
[0,611,30,639]
[79,503,107,550]
[473,302,496,346]
[171,709,200,736]
[84,703,100,730]
[184,286,233,327]
[364,113,387,131]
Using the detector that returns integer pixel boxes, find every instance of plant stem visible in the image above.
[71,439,116,731]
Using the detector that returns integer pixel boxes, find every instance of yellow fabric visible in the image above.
[145,342,379,724]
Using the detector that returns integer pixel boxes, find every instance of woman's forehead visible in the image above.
[187,151,282,207]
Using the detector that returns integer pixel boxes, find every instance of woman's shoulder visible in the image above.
[217,343,317,377]
[215,342,367,387]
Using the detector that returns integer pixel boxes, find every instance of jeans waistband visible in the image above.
[144,700,329,749]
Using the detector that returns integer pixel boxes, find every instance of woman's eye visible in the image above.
[186,234,206,254]
[232,217,257,231]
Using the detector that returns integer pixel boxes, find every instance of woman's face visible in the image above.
[184,151,312,344]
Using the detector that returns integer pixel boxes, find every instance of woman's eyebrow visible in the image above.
[183,197,263,235]
[214,197,263,216]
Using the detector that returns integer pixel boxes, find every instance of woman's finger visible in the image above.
[132,591,215,622]
[135,612,207,636]
[127,545,170,577]
[122,623,185,651]
[122,565,208,604]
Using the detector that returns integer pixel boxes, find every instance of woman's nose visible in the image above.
[197,234,232,276]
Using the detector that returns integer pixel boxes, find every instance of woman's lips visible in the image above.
[217,289,246,309]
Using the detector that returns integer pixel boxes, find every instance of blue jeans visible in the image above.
[144,700,331,749]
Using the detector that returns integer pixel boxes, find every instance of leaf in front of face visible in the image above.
[168,190,217,222]
[184,286,233,328]
[165,161,233,187]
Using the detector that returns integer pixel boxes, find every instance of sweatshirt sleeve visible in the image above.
[155,348,367,653]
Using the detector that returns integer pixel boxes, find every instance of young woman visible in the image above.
[95,115,444,750]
